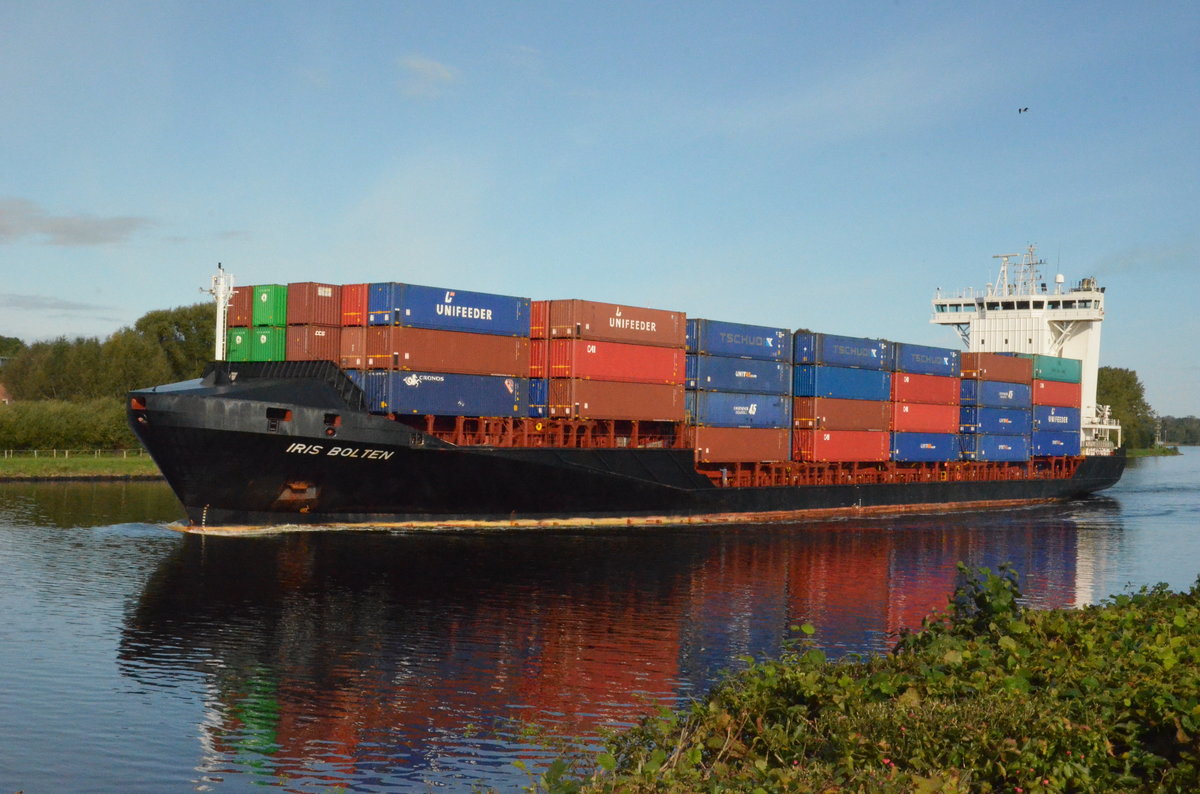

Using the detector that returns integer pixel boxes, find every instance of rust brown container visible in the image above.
[688,426,791,463]
[286,282,342,326]
[547,299,686,347]
[341,283,369,327]
[961,352,1032,383]
[793,429,891,462]
[548,379,685,421]
[365,326,530,377]
[228,286,253,327]
[792,397,891,431]
[549,339,685,384]
[286,325,342,361]
[891,372,960,405]
[530,299,549,339]
[1032,379,1082,407]
[530,338,548,378]
[339,326,367,369]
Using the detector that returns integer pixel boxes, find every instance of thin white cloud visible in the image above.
[1092,243,1195,275]
[398,55,458,98]
[0,292,113,313]
[694,34,1016,143]
[0,197,155,246]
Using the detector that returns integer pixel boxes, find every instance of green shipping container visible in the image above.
[250,326,287,361]
[1020,354,1082,383]
[226,328,252,361]
[252,284,288,327]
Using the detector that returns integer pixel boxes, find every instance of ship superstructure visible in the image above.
[932,245,1121,454]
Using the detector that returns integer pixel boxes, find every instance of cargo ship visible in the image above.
[128,249,1125,529]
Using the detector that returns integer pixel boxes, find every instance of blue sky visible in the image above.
[1,1,1197,414]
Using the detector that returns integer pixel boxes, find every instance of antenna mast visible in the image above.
[205,264,235,361]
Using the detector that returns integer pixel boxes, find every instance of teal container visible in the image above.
[252,284,288,327]
[1021,354,1082,383]
[226,328,252,362]
[250,326,287,361]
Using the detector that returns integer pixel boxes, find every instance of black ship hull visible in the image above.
[129,362,1126,529]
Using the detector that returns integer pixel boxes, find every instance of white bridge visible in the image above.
[932,245,1122,454]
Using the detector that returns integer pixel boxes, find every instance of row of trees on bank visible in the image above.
[1,303,213,401]
[1161,416,1200,445]
[1095,367,1158,450]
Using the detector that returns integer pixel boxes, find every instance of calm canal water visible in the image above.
[1,449,1197,792]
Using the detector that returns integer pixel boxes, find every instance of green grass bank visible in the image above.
[0,451,162,480]
[534,565,1200,793]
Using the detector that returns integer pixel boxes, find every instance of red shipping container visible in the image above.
[688,427,791,463]
[547,299,686,348]
[287,282,342,326]
[548,379,685,421]
[961,352,1032,383]
[891,402,959,433]
[339,326,367,369]
[286,325,342,361]
[549,339,685,385]
[228,286,253,327]
[530,300,549,339]
[530,338,548,378]
[366,326,530,376]
[793,430,891,462]
[891,372,960,405]
[1032,379,1082,407]
[341,283,369,327]
[792,397,890,431]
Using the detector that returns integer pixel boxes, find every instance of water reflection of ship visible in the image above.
[119,507,1119,784]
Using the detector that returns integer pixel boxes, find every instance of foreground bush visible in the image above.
[0,399,137,450]
[540,564,1200,792]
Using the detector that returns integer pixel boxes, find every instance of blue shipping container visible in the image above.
[793,332,892,370]
[368,282,399,326]
[686,319,791,361]
[893,343,960,378]
[959,406,1033,435]
[959,379,1032,409]
[1032,430,1082,457]
[792,365,892,402]
[686,391,791,428]
[362,369,390,413]
[344,368,366,390]
[1033,405,1081,433]
[960,434,1031,462]
[382,371,528,417]
[686,354,791,394]
[367,282,531,336]
[891,432,960,462]
[528,378,548,418]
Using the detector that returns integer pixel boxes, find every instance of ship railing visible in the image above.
[396,415,690,450]
[696,457,1081,489]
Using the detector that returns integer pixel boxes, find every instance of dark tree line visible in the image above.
[1161,416,1200,445]
[1,303,214,401]
[1096,366,1157,450]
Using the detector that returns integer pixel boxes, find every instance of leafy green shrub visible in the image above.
[0,399,137,450]
[542,567,1200,793]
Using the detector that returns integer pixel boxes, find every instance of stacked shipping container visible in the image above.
[540,300,687,421]
[685,319,792,462]
[958,353,1033,461]
[889,343,962,462]
[1023,353,1084,456]
[358,283,531,416]
[225,279,1088,464]
[792,333,893,462]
